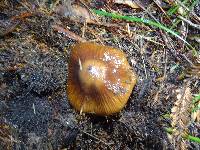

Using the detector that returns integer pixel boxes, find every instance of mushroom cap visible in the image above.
[67,42,137,115]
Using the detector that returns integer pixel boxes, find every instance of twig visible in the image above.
[178,15,200,30]
[52,25,86,42]
[81,130,114,149]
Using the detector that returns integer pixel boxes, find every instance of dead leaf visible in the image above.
[71,4,96,23]
[170,84,193,149]
[113,0,140,9]
[54,4,96,24]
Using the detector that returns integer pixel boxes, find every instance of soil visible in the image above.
[0,1,199,150]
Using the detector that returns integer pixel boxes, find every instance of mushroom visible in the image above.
[67,42,137,115]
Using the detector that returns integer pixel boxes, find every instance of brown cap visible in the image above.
[67,42,137,115]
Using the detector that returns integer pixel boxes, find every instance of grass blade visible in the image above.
[92,9,190,45]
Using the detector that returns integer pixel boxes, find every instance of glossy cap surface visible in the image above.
[67,42,137,115]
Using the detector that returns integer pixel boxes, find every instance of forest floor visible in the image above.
[0,0,200,149]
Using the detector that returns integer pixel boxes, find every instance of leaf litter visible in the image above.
[0,0,200,149]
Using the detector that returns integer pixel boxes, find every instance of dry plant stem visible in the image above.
[17,1,32,12]
[163,48,168,81]
[81,21,87,38]
[52,25,86,42]
[139,39,148,79]
[179,20,188,51]
[181,54,194,66]
[178,16,200,30]
[153,45,167,104]
[137,34,165,46]
[160,29,193,65]
[0,22,19,36]
[86,27,104,44]
[153,0,170,20]
[159,30,180,61]
[81,130,113,149]
[176,0,200,23]
[134,0,159,23]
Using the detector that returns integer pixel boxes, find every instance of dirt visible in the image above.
[0,1,199,150]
